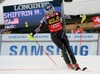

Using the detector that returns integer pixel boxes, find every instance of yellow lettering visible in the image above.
[56,16,60,20]
[48,16,60,25]
[48,19,52,24]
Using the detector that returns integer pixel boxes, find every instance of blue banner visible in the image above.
[3,0,62,29]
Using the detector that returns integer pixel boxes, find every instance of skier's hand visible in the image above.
[76,15,80,18]
[30,31,36,37]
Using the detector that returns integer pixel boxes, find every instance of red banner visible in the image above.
[92,16,100,27]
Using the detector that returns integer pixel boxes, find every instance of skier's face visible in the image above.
[45,5,54,15]
[47,8,54,15]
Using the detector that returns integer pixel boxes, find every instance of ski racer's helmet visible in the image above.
[44,3,55,14]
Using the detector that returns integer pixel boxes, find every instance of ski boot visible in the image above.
[73,63,80,71]
[67,63,74,69]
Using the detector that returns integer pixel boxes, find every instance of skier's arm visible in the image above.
[60,13,71,19]
[33,21,45,34]
[30,17,46,36]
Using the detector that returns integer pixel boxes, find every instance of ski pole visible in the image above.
[28,34,57,66]
[79,14,86,53]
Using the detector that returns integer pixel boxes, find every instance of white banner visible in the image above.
[2,34,98,41]
[73,0,97,2]
[1,40,97,56]
[1,34,98,56]
[2,34,51,41]
[1,42,60,56]
[0,34,2,55]
[98,34,100,55]
[63,0,100,15]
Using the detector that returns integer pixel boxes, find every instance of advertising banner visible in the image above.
[0,34,2,55]
[2,34,98,41]
[3,0,62,29]
[1,41,97,56]
[1,34,98,56]
[92,16,100,27]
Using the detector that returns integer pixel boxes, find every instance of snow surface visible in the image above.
[0,56,100,74]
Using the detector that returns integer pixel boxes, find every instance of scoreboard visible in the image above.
[3,0,62,29]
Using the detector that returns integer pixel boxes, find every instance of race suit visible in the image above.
[33,11,77,64]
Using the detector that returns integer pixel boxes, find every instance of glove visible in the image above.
[30,30,36,37]
[76,15,80,18]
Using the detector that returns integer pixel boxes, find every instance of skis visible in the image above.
[68,66,87,71]
[75,67,87,71]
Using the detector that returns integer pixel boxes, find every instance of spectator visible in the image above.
[71,26,84,34]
